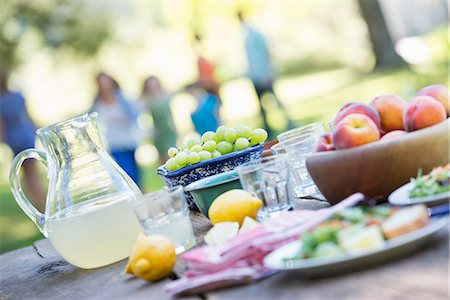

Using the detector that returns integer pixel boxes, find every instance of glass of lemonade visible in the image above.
[131,186,196,254]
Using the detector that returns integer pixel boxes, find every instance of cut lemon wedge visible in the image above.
[239,216,260,234]
[204,222,239,246]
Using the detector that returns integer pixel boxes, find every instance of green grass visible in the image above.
[0,61,447,254]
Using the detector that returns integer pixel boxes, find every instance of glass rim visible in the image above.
[236,154,288,173]
[270,142,284,150]
[132,186,184,206]
[277,122,323,141]
[282,134,318,148]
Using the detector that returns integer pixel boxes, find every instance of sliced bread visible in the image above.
[382,205,429,239]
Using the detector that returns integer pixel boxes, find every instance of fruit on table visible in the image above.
[334,102,381,130]
[125,233,176,281]
[314,83,448,152]
[239,216,261,234]
[164,126,268,171]
[416,84,450,116]
[332,114,380,149]
[204,222,239,246]
[208,189,263,225]
[380,130,407,141]
[204,217,261,246]
[315,132,335,152]
[403,96,447,132]
[369,94,406,133]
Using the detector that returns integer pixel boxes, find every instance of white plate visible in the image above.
[388,182,450,207]
[263,217,448,276]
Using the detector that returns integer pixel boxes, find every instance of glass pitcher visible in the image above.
[9,113,143,269]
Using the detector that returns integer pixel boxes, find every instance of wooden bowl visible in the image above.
[306,120,449,204]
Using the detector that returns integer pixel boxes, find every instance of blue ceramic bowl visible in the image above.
[157,143,263,211]
[185,170,242,217]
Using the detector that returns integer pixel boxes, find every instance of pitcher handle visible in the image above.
[9,149,48,237]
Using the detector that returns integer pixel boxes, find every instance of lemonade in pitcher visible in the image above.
[9,113,145,269]
[46,192,142,269]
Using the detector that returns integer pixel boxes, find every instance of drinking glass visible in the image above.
[283,135,320,197]
[278,122,325,198]
[237,155,292,222]
[277,122,325,144]
[270,142,286,155]
[131,186,196,254]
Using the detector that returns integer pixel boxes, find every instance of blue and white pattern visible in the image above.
[157,144,264,211]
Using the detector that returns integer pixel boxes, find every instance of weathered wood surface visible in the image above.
[0,239,199,300]
[0,198,448,300]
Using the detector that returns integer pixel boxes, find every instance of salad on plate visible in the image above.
[284,204,429,262]
[409,164,450,199]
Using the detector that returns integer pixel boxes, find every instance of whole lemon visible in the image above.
[125,233,176,281]
[208,189,263,225]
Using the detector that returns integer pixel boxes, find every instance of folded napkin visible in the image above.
[165,193,365,296]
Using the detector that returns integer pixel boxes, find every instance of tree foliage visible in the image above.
[0,0,112,71]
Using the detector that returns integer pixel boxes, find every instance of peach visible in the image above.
[334,102,381,130]
[315,133,335,152]
[369,94,406,133]
[332,113,380,149]
[403,96,447,132]
[416,84,449,115]
[380,130,407,141]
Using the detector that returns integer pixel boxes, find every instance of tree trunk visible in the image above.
[357,0,407,69]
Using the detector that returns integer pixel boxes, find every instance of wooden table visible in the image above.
[0,199,448,300]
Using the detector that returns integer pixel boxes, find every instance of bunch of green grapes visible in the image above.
[164,125,268,171]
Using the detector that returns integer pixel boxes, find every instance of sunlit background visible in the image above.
[0,0,448,253]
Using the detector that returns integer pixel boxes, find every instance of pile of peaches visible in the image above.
[316,84,449,152]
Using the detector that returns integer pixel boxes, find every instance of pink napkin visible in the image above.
[165,193,365,296]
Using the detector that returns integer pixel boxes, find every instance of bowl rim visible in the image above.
[184,170,240,192]
[306,119,449,160]
[157,143,264,177]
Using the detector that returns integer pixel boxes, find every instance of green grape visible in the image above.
[235,137,250,150]
[167,147,178,158]
[180,143,190,150]
[251,128,268,145]
[188,152,200,164]
[215,126,227,141]
[187,137,202,148]
[191,144,203,153]
[201,131,217,143]
[211,150,222,158]
[203,140,217,152]
[217,141,233,154]
[165,158,179,171]
[235,125,252,139]
[199,150,212,161]
[175,152,189,166]
[182,148,191,154]
[224,128,237,143]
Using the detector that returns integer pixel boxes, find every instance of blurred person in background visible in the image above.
[194,33,221,100]
[91,72,140,186]
[237,11,294,138]
[140,76,177,164]
[0,69,45,212]
[185,82,221,135]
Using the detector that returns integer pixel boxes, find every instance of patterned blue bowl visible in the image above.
[157,143,264,211]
